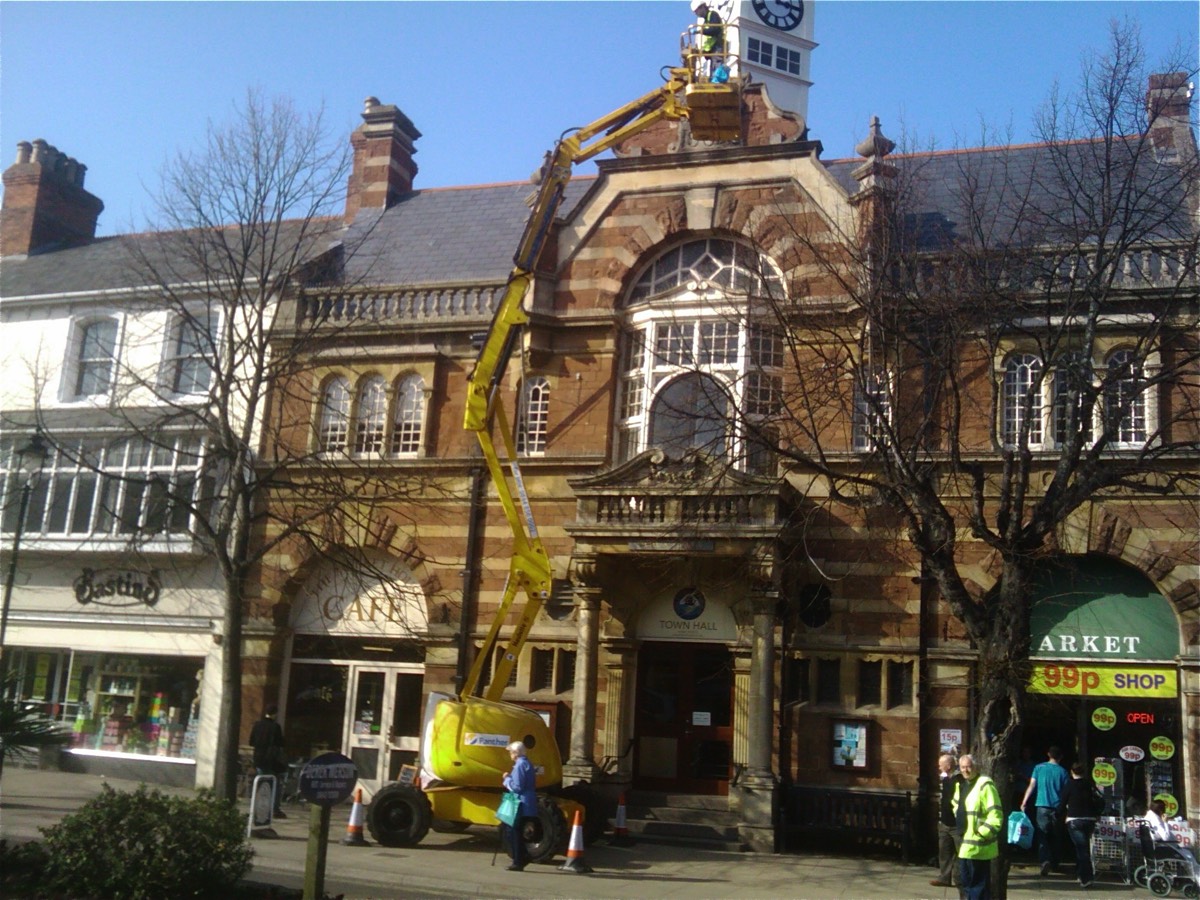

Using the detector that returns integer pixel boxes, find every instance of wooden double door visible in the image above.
[633,641,734,795]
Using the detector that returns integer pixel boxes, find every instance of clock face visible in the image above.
[751,0,803,31]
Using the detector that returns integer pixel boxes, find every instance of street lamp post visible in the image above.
[0,429,50,681]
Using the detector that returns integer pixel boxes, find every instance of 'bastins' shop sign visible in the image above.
[73,569,161,607]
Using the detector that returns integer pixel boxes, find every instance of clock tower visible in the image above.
[713,0,815,124]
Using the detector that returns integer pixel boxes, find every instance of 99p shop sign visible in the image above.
[1029,663,1177,698]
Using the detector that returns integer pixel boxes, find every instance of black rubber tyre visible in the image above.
[1133,865,1149,888]
[430,819,473,834]
[366,784,432,847]
[523,796,569,863]
[1181,881,1198,900]
[1148,872,1173,897]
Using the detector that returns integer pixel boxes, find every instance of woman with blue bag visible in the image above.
[501,741,538,871]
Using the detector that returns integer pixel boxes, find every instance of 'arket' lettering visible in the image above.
[1038,634,1141,655]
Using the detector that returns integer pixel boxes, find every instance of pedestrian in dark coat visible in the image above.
[1057,762,1102,888]
[932,752,964,888]
[249,704,288,817]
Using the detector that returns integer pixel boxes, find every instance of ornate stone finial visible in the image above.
[855,116,895,161]
[362,96,381,114]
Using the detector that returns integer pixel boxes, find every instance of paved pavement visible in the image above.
[0,767,1146,899]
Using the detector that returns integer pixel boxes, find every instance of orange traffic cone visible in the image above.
[559,808,593,873]
[342,788,368,846]
[610,793,634,847]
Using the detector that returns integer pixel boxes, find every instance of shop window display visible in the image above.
[7,649,202,759]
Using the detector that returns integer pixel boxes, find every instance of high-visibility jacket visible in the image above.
[700,9,724,53]
[953,774,1004,860]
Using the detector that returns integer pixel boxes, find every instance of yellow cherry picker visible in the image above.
[366,25,742,860]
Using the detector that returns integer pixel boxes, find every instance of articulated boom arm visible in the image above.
[460,63,740,703]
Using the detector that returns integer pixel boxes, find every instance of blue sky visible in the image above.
[2,1,1196,236]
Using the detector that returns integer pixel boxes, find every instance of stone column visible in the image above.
[733,575,779,852]
[563,561,600,782]
[602,646,637,784]
[743,605,777,783]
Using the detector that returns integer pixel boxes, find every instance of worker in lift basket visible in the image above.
[691,0,727,79]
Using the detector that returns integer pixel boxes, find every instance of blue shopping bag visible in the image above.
[495,791,521,827]
[1007,810,1034,849]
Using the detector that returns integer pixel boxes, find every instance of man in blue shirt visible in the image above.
[1021,745,1069,875]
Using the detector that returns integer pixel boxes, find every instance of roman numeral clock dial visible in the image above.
[751,0,803,31]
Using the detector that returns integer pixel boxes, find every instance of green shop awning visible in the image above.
[1030,556,1178,662]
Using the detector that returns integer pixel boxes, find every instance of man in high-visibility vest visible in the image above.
[690,0,726,75]
[953,754,1005,900]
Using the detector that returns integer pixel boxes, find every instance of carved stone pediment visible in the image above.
[569,448,777,495]
[567,449,794,538]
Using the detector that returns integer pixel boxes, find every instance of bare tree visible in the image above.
[680,22,1195,889]
[59,91,448,800]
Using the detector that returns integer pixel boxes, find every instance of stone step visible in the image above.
[624,816,744,852]
[612,791,745,852]
[625,802,739,827]
[627,790,732,812]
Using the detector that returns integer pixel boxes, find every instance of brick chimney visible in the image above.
[344,97,421,223]
[1,139,104,256]
[1146,72,1195,162]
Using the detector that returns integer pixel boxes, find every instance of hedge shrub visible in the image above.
[37,783,254,899]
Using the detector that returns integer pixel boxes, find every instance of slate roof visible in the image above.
[3,140,1190,300]
[823,137,1195,250]
[338,178,594,286]
[0,219,341,300]
[1,179,595,300]
[2,234,146,298]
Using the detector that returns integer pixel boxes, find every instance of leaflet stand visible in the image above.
[247,774,278,838]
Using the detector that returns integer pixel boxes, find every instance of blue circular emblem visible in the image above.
[673,587,705,621]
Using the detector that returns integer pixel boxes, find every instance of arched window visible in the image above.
[355,376,388,455]
[1001,353,1044,447]
[392,375,425,455]
[1105,350,1147,445]
[648,373,729,459]
[618,238,784,472]
[629,238,783,303]
[73,318,119,397]
[516,376,549,456]
[318,377,350,453]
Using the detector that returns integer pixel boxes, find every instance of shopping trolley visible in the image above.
[1091,817,1141,884]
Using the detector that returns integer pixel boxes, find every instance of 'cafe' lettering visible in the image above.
[322,594,410,625]
[1037,634,1142,655]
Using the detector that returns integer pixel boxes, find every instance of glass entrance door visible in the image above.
[344,665,424,796]
[633,641,734,795]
